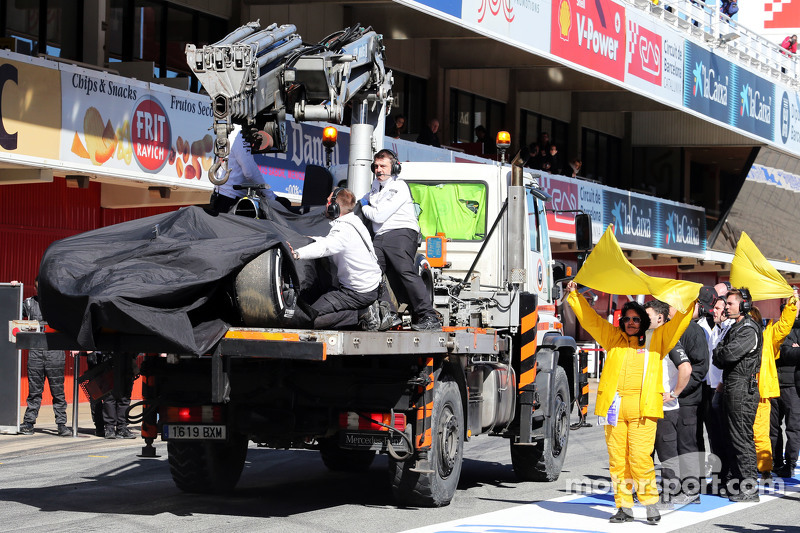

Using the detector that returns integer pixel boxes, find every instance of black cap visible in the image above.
[698,286,716,315]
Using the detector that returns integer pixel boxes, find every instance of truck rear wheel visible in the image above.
[388,377,463,507]
[510,366,569,482]
[235,247,290,327]
[319,438,376,472]
[168,433,249,493]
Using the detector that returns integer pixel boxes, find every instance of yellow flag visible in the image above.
[730,232,793,301]
[574,226,701,313]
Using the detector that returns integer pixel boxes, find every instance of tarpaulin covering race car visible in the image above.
[38,202,334,355]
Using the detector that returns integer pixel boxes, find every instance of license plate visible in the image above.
[163,424,226,440]
[339,431,405,451]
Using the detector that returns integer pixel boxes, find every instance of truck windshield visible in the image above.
[408,182,487,241]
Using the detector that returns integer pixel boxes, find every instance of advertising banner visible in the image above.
[59,64,215,188]
[0,56,60,160]
[775,88,800,153]
[624,9,683,106]
[660,202,706,254]
[733,65,775,141]
[550,0,626,81]
[604,189,659,249]
[683,41,734,127]
[462,0,551,53]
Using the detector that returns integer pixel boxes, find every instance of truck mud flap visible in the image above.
[571,349,591,429]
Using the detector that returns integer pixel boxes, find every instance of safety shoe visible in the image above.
[57,424,73,437]
[654,497,673,510]
[729,491,760,503]
[104,426,118,439]
[116,427,136,439]
[760,470,773,481]
[358,302,381,331]
[18,423,34,435]
[411,315,441,331]
[645,505,661,524]
[608,508,634,523]
[775,463,796,478]
[378,302,402,331]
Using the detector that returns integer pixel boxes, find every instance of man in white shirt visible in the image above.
[360,149,440,331]
[289,188,383,330]
[210,127,275,214]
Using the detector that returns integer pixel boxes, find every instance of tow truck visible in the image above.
[12,21,591,507]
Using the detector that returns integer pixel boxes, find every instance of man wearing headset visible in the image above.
[359,149,440,331]
[712,288,763,502]
[288,188,383,330]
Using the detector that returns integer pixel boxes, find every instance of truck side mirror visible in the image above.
[575,213,592,251]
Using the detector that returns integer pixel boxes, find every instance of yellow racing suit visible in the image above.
[755,299,797,473]
[568,291,692,508]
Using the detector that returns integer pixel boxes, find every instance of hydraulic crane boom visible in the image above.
[185,21,393,193]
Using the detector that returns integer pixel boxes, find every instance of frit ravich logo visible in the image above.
[559,0,572,41]
[740,83,750,117]
[692,63,703,97]
[478,0,515,23]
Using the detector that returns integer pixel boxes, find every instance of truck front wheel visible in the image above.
[168,433,249,493]
[319,437,376,472]
[388,377,463,507]
[510,366,570,482]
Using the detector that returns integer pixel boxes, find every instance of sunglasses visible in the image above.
[620,316,641,324]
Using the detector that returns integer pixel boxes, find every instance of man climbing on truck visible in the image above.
[360,149,440,331]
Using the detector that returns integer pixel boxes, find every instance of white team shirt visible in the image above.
[699,317,733,388]
[294,212,381,293]
[361,176,420,236]
[216,127,274,200]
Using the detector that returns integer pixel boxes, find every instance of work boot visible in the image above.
[608,507,634,523]
[760,470,772,481]
[411,314,441,331]
[775,462,796,478]
[57,424,73,437]
[18,423,34,435]
[672,493,700,505]
[104,426,118,439]
[645,505,661,524]
[378,301,402,331]
[116,427,136,439]
[729,491,759,502]
[358,302,381,331]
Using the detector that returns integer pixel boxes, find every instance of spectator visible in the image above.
[542,144,563,175]
[386,114,405,139]
[538,131,551,151]
[288,188,384,330]
[474,125,495,155]
[568,158,583,178]
[781,34,798,55]
[360,149,440,331]
[712,288,762,502]
[645,300,691,510]
[15,277,72,437]
[566,280,693,524]
[752,297,797,478]
[527,143,544,170]
[209,126,275,215]
[415,118,441,147]
[721,0,738,18]
[774,288,800,478]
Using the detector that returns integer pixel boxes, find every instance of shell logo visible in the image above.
[558,0,572,41]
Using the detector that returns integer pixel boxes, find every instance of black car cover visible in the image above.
[38,202,333,355]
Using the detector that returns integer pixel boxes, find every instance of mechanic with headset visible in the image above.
[712,287,763,502]
[287,188,384,331]
[359,149,440,331]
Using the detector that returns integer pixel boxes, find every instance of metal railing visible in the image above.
[625,0,799,85]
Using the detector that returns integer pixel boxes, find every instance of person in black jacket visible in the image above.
[773,292,800,477]
[712,288,762,502]
[669,300,710,503]
[415,118,441,147]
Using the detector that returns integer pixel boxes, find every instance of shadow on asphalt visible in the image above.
[0,445,563,516]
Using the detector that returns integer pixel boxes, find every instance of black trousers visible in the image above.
[677,403,701,496]
[654,409,681,498]
[373,228,434,320]
[23,350,67,425]
[724,378,760,493]
[713,387,736,484]
[704,385,730,477]
[103,395,132,430]
[771,386,800,468]
[311,286,378,329]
